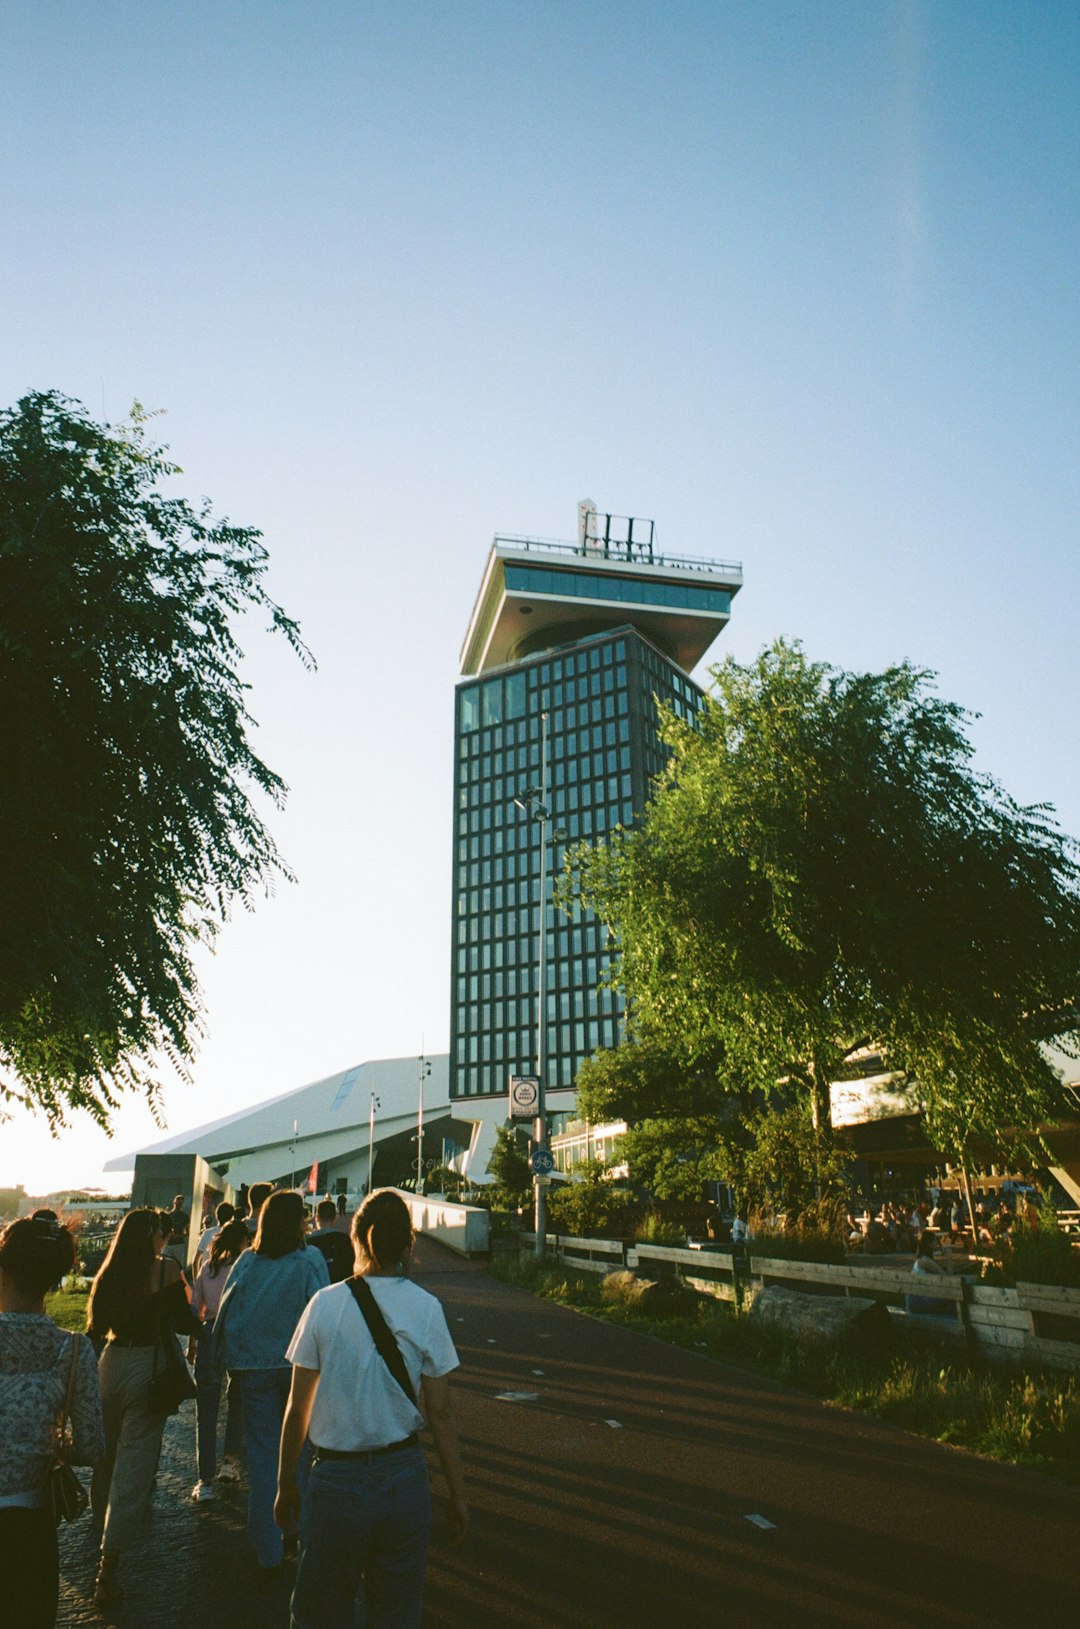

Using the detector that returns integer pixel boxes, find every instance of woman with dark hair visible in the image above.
[276,1189,468,1629]
[189,1217,250,1501]
[214,1190,328,1573]
[905,1230,951,1316]
[0,1217,104,1629]
[87,1207,199,1605]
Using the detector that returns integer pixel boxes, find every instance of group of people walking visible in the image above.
[0,1187,468,1628]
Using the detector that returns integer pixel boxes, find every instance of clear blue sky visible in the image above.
[2,1,1078,1192]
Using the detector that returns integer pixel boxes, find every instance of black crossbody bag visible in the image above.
[346,1275,417,1406]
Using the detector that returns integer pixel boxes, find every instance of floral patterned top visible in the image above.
[0,1314,104,1507]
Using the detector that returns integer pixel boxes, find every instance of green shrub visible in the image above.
[547,1160,634,1237]
[746,1210,845,1265]
[1004,1226,1080,1288]
[984,1198,1080,1288]
[633,1209,685,1246]
[488,1254,598,1306]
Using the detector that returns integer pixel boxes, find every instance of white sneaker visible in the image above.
[217,1456,241,1483]
[192,1481,216,1503]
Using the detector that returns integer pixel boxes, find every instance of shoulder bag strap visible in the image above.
[347,1276,417,1407]
[151,1259,166,1379]
[57,1333,80,1445]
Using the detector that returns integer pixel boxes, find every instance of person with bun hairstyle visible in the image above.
[87,1206,200,1605]
[276,1188,468,1629]
[0,1216,104,1629]
[213,1189,328,1574]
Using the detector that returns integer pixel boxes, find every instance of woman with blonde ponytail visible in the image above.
[276,1189,468,1628]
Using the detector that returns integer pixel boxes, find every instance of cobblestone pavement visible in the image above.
[58,1394,291,1629]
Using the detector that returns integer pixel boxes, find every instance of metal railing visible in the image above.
[494,533,742,579]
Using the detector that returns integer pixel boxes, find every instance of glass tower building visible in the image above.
[450,512,742,1113]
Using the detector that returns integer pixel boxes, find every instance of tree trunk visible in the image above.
[810,1064,832,1134]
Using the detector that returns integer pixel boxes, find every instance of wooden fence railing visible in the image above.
[520,1233,1080,1371]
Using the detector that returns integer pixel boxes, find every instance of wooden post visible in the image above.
[960,1161,979,1260]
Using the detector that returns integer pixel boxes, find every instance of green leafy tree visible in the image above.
[546,1158,633,1236]
[740,1104,849,1224]
[0,392,311,1130]
[572,640,1080,1171]
[619,1117,737,1202]
[576,1040,755,1202]
[485,1126,533,1212]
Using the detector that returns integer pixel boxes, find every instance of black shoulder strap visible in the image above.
[347,1276,417,1407]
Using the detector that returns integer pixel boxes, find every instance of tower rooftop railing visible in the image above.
[493,531,742,579]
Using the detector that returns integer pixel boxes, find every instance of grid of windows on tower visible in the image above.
[450,633,703,1099]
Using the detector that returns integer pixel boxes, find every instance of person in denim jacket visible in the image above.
[214,1191,328,1573]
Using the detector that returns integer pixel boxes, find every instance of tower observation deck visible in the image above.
[459,510,743,677]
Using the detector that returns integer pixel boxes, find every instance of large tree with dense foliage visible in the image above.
[0,392,311,1130]
[572,640,1080,1171]
[484,1126,533,1211]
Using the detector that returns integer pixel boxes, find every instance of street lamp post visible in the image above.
[367,1085,380,1197]
[417,1053,431,1194]
[514,712,564,1260]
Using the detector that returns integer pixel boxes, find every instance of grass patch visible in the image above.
[45,1284,90,1333]
[488,1254,1080,1483]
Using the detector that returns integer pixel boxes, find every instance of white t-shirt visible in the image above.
[287,1277,459,1451]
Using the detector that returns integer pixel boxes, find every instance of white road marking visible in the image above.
[495,1391,540,1403]
[604,1419,623,1429]
[744,1513,776,1530]
[531,1368,545,1376]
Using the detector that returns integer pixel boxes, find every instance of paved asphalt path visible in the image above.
[58,1238,1079,1629]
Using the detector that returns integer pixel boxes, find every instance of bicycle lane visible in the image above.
[415,1247,1080,1629]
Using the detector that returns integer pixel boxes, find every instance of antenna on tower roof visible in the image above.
[578,498,598,553]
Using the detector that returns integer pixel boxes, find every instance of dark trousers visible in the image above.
[0,1506,60,1629]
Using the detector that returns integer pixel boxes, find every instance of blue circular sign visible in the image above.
[530,1148,555,1175]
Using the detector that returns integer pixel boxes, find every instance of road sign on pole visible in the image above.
[530,1147,555,1176]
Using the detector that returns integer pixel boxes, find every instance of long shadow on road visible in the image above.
[59,1239,1080,1629]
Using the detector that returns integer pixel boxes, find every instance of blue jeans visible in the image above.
[291,1447,432,1629]
[0,1507,58,1629]
[194,1323,243,1481]
[237,1368,293,1567]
